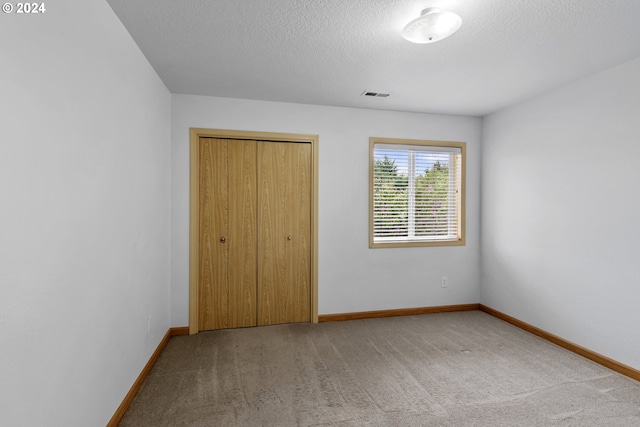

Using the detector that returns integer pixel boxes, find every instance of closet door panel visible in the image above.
[198,138,257,330]
[289,143,311,323]
[198,138,230,330]
[257,142,311,325]
[228,139,258,328]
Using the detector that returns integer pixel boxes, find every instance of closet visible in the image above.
[196,137,311,331]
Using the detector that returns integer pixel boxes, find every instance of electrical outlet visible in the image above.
[441,276,448,288]
[147,315,152,334]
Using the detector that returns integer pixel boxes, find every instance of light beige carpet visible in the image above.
[119,311,640,426]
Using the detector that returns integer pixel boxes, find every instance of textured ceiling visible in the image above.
[107,0,640,116]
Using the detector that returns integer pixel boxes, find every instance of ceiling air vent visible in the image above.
[361,91,390,98]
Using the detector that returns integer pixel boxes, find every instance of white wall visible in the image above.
[0,1,171,425]
[481,57,640,370]
[171,95,481,326]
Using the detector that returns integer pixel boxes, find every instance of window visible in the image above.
[370,137,465,248]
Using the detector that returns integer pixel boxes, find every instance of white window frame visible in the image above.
[369,137,466,248]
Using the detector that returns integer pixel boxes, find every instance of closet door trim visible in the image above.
[189,128,319,334]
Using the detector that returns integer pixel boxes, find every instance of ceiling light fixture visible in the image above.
[401,7,462,44]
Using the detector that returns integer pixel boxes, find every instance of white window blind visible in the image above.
[372,142,463,245]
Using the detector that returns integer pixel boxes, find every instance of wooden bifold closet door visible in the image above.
[198,137,311,331]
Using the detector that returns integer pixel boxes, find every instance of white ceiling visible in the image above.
[107,0,640,116]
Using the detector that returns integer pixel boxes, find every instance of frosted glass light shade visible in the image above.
[401,8,462,44]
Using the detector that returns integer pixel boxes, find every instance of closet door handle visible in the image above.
[220,237,226,243]
[287,236,292,240]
